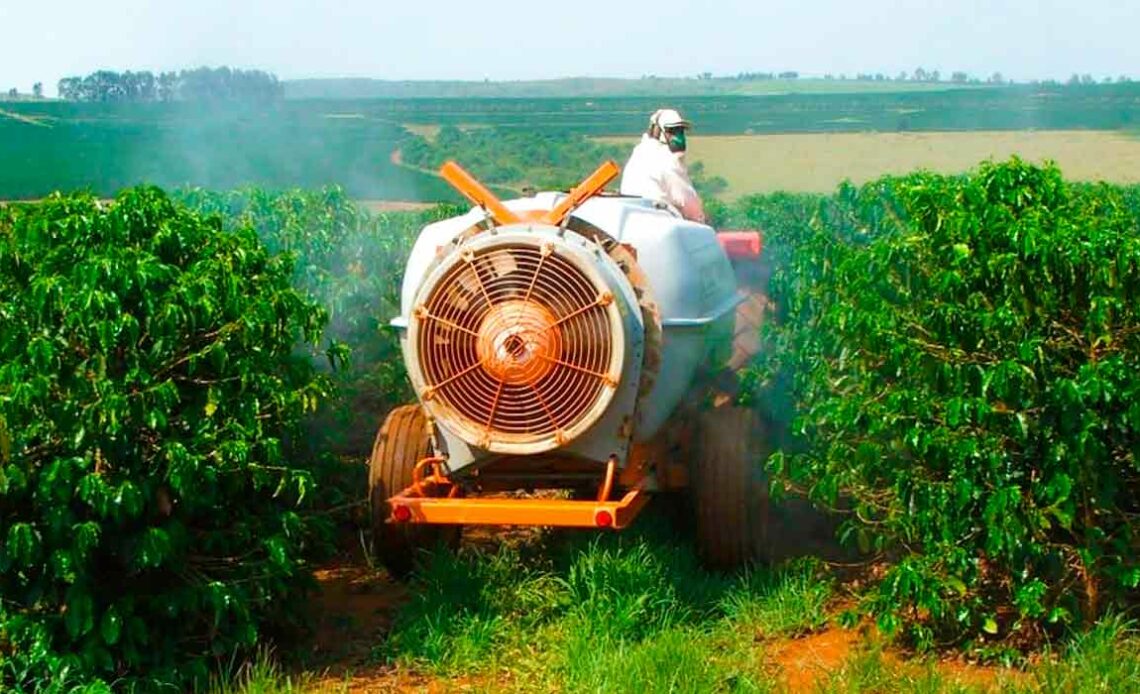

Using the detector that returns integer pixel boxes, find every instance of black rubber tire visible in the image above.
[691,406,772,570]
[369,404,461,580]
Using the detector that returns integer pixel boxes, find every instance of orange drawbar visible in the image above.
[388,457,650,530]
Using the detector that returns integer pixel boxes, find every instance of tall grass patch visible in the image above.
[378,511,836,691]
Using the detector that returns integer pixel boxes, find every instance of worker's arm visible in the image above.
[661,161,706,223]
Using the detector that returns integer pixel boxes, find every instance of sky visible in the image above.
[2,0,1138,95]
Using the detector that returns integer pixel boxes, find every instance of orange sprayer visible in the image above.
[370,161,769,578]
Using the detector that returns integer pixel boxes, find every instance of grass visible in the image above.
[150,498,1133,693]
[209,514,1140,694]
[814,647,997,694]
[359,509,817,691]
[1029,615,1140,692]
[718,560,834,637]
[206,649,318,694]
[369,509,895,693]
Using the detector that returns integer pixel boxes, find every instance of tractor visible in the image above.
[369,160,770,578]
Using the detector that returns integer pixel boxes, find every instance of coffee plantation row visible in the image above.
[1,158,1138,689]
[734,160,1140,653]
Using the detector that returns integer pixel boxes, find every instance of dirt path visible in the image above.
[306,565,407,671]
[388,147,441,179]
[297,538,1025,693]
[297,520,548,692]
[387,146,523,199]
[300,568,1025,693]
[357,200,436,213]
[0,108,52,127]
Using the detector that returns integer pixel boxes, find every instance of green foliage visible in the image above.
[0,188,336,690]
[174,186,464,454]
[749,158,1140,649]
[688,160,730,198]
[5,83,1140,200]
[401,126,629,192]
[383,546,567,672]
[283,74,984,100]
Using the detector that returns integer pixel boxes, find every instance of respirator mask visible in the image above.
[665,127,687,153]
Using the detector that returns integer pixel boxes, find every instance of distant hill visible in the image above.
[283,76,983,100]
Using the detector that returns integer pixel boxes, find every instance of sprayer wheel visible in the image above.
[692,405,771,570]
[368,404,460,580]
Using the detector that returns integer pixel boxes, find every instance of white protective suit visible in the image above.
[619,134,706,223]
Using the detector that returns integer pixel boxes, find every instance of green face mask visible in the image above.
[667,128,686,152]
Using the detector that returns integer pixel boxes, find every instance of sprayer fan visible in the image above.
[410,236,623,454]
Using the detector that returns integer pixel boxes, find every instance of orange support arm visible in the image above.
[439,160,521,226]
[542,160,620,226]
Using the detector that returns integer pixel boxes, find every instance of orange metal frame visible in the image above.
[386,160,640,530]
[388,457,650,529]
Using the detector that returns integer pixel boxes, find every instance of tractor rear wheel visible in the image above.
[691,405,771,569]
[369,404,460,579]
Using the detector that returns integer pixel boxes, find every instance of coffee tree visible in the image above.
[0,188,337,689]
[752,159,1140,650]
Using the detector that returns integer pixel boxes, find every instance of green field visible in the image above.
[593,130,1140,197]
[0,102,455,201]
[3,83,1140,200]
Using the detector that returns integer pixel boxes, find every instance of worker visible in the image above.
[619,107,707,223]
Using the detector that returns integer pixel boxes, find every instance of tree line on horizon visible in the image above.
[53,66,283,103]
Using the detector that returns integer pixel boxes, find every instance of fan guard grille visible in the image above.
[412,241,620,450]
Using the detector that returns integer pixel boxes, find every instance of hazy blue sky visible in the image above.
[2,0,1137,95]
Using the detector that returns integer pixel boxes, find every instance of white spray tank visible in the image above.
[389,163,743,475]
